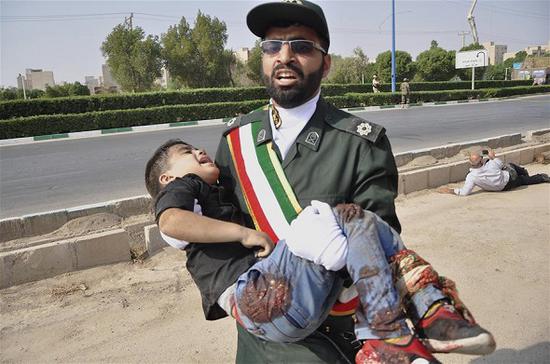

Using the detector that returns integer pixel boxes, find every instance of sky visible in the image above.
[1,0,548,87]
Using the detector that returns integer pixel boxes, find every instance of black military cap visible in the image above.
[247,0,330,50]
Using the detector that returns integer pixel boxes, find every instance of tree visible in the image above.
[483,63,506,80]
[0,87,44,101]
[101,24,162,92]
[44,82,90,98]
[326,47,372,84]
[415,40,456,81]
[246,40,263,85]
[162,12,233,88]
[455,43,486,81]
[375,50,416,83]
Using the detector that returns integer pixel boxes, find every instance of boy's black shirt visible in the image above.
[155,174,257,320]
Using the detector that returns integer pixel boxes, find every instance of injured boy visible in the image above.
[144,139,495,364]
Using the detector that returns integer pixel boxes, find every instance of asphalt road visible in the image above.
[1,94,549,218]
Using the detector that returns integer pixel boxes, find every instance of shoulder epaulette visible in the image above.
[324,103,385,143]
[222,104,269,136]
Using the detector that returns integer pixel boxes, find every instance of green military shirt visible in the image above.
[215,97,401,233]
[214,97,401,363]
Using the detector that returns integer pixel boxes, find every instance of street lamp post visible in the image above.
[19,73,27,100]
[391,0,396,92]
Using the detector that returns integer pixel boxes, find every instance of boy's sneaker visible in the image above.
[356,336,441,364]
[417,303,496,355]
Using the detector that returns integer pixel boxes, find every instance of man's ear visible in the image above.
[322,54,331,78]
[159,173,175,186]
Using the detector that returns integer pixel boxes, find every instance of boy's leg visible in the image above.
[336,204,495,356]
[233,241,344,343]
[332,206,441,364]
[335,204,446,324]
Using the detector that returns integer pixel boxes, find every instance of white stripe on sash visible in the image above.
[239,123,290,239]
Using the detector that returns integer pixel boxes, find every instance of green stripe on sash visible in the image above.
[251,122,299,224]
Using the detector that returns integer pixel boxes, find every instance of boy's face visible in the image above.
[160,144,220,186]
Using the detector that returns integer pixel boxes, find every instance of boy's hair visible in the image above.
[145,139,192,198]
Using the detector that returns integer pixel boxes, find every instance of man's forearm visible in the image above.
[158,208,246,243]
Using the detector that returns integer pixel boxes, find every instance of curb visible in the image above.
[1,93,547,147]
[0,229,131,289]
[1,133,549,289]
[0,118,227,146]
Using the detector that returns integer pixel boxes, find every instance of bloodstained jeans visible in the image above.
[233,208,444,343]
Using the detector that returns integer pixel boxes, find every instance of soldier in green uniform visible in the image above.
[161,1,496,362]
[210,1,496,363]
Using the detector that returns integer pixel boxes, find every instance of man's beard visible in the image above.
[263,61,324,109]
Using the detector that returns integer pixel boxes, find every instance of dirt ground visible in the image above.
[1,164,549,364]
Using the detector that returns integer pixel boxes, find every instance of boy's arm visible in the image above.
[159,208,273,257]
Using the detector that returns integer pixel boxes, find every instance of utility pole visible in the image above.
[391,0,396,92]
[458,31,470,48]
[467,0,479,44]
[124,13,134,30]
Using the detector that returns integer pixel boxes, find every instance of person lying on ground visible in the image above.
[438,149,549,196]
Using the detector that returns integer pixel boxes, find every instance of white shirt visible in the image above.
[454,158,510,196]
[270,91,320,160]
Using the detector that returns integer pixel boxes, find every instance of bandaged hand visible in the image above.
[285,200,348,271]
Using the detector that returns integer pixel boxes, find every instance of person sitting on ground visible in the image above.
[438,149,550,196]
[145,138,496,364]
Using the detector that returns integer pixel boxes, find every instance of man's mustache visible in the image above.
[271,64,304,79]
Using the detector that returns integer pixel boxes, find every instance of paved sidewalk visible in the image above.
[1,164,548,363]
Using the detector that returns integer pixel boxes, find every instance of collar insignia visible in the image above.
[271,105,282,129]
[305,131,320,146]
[257,129,267,143]
[356,122,372,137]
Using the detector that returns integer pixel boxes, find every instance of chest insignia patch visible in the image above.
[257,129,267,143]
[305,131,320,146]
[356,122,372,137]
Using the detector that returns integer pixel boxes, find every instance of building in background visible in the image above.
[84,76,100,94]
[17,69,55,90]
[524,41,550,56]
[234,47,250,63]
[482,42,507,65]
[101,64,120,92]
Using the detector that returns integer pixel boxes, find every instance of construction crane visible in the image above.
[467,0,479,44]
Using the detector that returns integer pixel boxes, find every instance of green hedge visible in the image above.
[0,80,533,119]
[1,85,547,140]
[372,80,532,93]
[345,85,549,106]
[0,99,266,139]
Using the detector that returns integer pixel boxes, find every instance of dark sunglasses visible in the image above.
[260,40,327,55]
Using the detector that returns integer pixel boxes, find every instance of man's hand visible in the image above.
[285,200,347,271]
[240,228,274,258]
[488,148,496,160]
[436,186,454,194]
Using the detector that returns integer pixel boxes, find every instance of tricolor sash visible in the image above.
[227,121,302,242]
[227,120,358,316]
